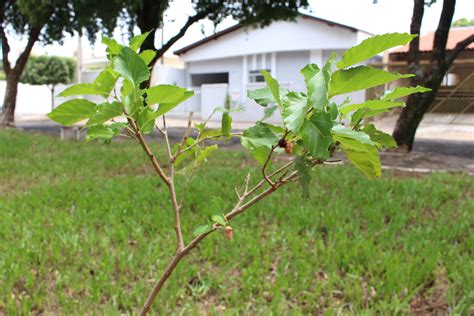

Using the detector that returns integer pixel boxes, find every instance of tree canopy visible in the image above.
[21,55,75,86]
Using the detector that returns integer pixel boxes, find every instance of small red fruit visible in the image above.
[278,139,287,148]
[224,226,233,240]
[284,141,294,155]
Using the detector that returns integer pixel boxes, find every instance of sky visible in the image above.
[6,0,474,61]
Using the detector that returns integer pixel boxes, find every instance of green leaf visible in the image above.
[59,83,109,97]
[251,147,271,166]
[211,214,227,226]
[295,156,311,198]
[247,87,274,106]
[113,46,150,87]
[261,105,278,121]
[48,99,96,126]
[332,125,374,145]
[261,70,283,107]
[146,85,187,105]
[93,67,118,93]
[381,85,431,100]
[155,90,194,117]
[300,111,333,160]
[340,100,405,115]
[221,112,232,138]
[194,224,213,237]
[282,92,308,133]
[139,50,157,65]
[329,66,414,97]
[85,123,125,143]
[137,108,159,134]
[307,68,329,110]
[337,33,416,69]
[342,143,381,178]
[196,145,218,163]
[129,31,150,51]
[361,124,397,149]
[300,63,320,83]
[240,122,279,150]
[102,36,122,56]
[85,102,123,127]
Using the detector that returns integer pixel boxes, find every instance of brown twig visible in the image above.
[162,116,185,251]
[139,158,297,315]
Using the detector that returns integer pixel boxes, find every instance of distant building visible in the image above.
[383,27,474,124]
[153,14,378,122]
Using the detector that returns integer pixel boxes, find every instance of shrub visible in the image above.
[48,32,429,314]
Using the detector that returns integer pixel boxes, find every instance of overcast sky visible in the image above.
[7,0,474,59]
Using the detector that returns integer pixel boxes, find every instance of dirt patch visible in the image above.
[410,267,450,315]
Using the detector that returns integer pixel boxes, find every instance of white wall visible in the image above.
[0,81,70,116]
[152,65,185,86]
[275,51,310,92]
[179,17,359,62]
[186,56,243,93]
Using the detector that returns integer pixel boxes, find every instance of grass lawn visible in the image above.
[0,130,473,315]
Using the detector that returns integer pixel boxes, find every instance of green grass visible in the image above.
[0,130,473,315]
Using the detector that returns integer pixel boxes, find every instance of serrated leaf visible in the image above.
[102,36,122,56]
[361,124,397,149]
[300,63,320,83]
[251,146,271,166]
[85,102,123,127]
[261,70,283,107]
[146,84,187,105]
[282,92,308,133]
[295,156,311,198]
[247,87,274,106]
[329,66,414,97]
[129,31,150,51]
[211,214,227,226]
[342,143,381,178]
[194,224,213,237]
[137,108,158,134]
[340,100,405,115]
[300,111,333,160]
[240,122,279,150]
[337,33,416,69]
[155,90,194,116]
[48,99,96,126]
[59,84,109,97]
[261,105,278,121]
[94,67,118,93]
[113,46,150,87]
[332,125,374,145]
[139,50,156,65]
[381,85,431,100]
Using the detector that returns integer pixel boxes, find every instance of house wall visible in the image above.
[275,51,310,92]
[179,17,360,62]
[186,56,244,95]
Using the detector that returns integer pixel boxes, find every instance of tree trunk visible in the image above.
[392,0,457,151]
[392,85,437,151]
[1,72,20,126]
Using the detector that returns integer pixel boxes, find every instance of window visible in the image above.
[249,69,270,83]
[441,73,459,87]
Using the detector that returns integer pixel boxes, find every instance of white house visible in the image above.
[153,14,378,123]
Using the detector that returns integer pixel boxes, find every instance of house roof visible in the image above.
[174,14,370,55]
[393,27,474,53]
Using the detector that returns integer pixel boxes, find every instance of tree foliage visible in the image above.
[21,55,75,86]
[452,18,474,27]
